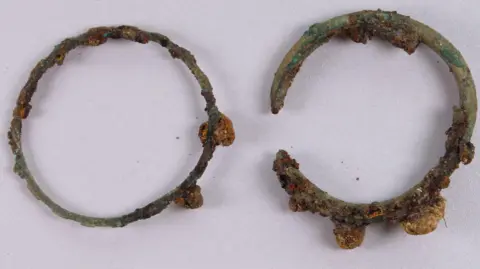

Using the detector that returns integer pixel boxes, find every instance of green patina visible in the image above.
[290,56,300,65]
[287,35,329,69]
[440,47,465,68]
[378,12,392,21]
[306,16,349,38]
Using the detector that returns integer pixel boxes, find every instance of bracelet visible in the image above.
[270,10,476,249]
[8,25,235,227]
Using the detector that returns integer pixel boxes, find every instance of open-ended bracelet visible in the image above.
[8,25,235,227]
[270,10,476,249]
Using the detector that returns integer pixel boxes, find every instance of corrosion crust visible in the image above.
[8,25,235,227]
[269,10,477,248]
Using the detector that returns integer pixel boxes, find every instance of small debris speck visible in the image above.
[176,136,180,140]
[356,177,360,181]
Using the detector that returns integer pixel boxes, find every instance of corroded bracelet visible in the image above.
[270,10,476,249]
[8,26,235,227]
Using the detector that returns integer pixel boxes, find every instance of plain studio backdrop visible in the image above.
[0,0,479,268]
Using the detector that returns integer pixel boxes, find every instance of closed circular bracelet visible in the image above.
[270,10,476,249]
[8,26,235,227]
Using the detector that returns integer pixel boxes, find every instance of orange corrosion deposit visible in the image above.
[401,196,446,235]
[334,225,365,249]
[174,185,204,209]
[198,114,235,146]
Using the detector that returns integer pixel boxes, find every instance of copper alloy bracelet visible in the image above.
[270,10,476,249]
[8,26,235,227]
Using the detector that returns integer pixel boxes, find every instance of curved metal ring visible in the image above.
[270,10,476,249]
[8,25,235,228]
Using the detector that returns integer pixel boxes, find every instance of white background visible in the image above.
[0,0,479,268]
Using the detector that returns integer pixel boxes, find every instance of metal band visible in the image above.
[8,25,235,227]
[270,10,476,249]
